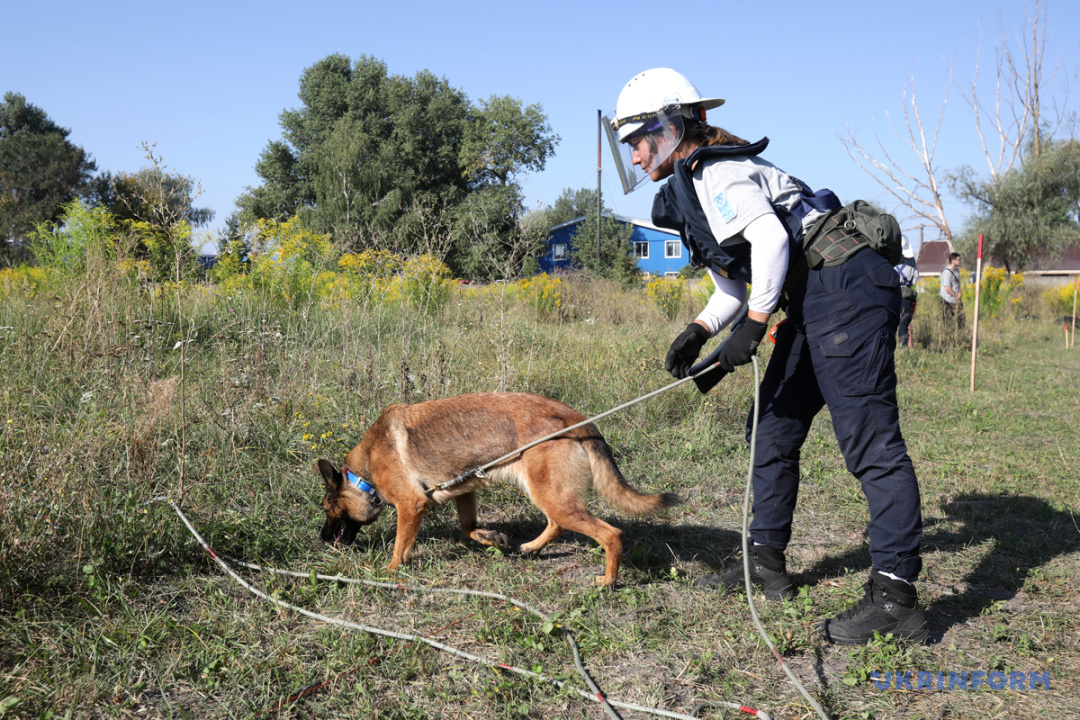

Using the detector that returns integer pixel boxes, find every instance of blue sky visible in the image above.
[3,1,1078,253]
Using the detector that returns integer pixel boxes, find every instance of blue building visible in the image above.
[538,213,688,276]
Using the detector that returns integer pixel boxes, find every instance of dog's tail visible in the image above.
[582,431,681,515]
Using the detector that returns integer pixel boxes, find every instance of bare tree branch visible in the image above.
[839,75,953,240]
[954,0,1065,174]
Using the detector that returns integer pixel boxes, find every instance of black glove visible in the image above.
[715,318,768,372]
[665,323,709,379]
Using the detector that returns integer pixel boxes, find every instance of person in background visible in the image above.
[939,252,964,331]
[605,68,927,645]
[895,235,919,348]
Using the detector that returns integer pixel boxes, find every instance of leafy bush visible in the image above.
[511,272,563,319]
[1042,279,1080,316]
[646,275,687,320]
[398,253,455,312]
[127,217,196,281]
[0,265,46,298]
[339,249,403,278]
[29,201,122,277]
[237,215,336,308]
[962,266,1024,317]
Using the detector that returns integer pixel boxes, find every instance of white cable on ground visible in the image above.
[220,555,623,720]
[153,498,771,720]
[140,328,841,720]
[741,358,831,720]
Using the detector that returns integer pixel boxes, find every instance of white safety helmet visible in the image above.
[603,68,725,194]
[611,68,725,142]
[900,233,916,259]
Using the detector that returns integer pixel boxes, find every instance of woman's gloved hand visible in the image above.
[715,318,768,372]
[665,323,709,379]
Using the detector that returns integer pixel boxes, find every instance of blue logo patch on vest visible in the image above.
[712,192,736,223]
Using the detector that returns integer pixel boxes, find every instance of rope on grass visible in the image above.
[152,497,772,720]
[742,358,830,720]
[140,319,836,719]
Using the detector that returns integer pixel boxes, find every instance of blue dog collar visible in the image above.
[344,468,381,503]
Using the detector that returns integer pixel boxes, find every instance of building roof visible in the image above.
[549,212,678,236]
[1021,243,1080,273]
[916,239,953,274]
[916,237,1080,275]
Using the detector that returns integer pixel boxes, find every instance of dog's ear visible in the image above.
[316,459,343,493]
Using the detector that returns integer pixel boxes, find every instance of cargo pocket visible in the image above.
[869,259,900,291]
[817,325,890,398]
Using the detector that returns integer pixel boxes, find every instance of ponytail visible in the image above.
[684,116,750,148]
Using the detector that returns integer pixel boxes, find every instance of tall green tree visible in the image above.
[89,169,213,231]
[238,54,473,241]
[237,54,558,278]
[951,137,1080,273]
[0,92,96,261]
[447,184,549,279]
[461,95,558,188]
[526,186,602,230]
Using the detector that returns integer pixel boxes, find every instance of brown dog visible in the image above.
[317,392,679,586]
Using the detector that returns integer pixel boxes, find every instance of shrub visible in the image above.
[0,266,47,298]
[246,215,335,308]
[962,266,1023,318]
[691,277,715,316]
[512,272,563,319]
[1042,279,1080,316]
[646,275,687,320]
[399,254,455,312]
[127,218,196,281]
[339,249,403,278]
[29,201,122,277]
[210,238,248,285]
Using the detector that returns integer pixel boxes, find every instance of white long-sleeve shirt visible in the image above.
[689,154,823,335]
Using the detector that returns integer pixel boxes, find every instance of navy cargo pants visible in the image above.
[746,247,923,581]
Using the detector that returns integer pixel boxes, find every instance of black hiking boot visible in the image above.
[695,545,796,601]
[818,570,929,645]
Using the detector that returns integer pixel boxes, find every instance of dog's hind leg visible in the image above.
[531,496,624,587]
[564,513,623,587]
[455,492,510,548]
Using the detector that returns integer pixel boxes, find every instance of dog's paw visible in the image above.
[474,529,511,548]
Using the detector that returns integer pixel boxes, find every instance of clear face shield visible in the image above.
[602,108,685,194]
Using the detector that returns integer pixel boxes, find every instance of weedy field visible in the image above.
[1,257,1078,720]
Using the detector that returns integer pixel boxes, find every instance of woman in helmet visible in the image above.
[608,68,926,645]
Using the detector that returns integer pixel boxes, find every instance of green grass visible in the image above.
[1,266,1078,719]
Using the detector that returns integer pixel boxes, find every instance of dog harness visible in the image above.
[344,467,382,505]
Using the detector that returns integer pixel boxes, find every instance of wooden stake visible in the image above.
[970,235,983,393]
[1071,275,1078,348]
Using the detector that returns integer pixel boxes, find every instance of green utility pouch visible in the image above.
[803,200,904,268]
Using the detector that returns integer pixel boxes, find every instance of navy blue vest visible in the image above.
[651,138,840,283]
